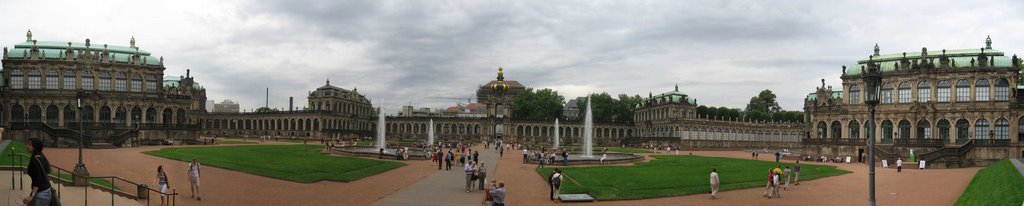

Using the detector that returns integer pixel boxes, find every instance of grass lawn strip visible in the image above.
[1,141,118,190]
[144,144,404,183]
[538,155,849,200]
[955,159,1024,206]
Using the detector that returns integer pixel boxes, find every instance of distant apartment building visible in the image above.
[213,99,240,113]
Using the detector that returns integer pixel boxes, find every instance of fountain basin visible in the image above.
[527,153,643,166]
[333,146,428,160]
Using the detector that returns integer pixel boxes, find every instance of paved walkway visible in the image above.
[1011,158,1024,178]
[372,144,500,206]
[1,170,142,206]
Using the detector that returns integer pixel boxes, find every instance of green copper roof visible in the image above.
[7,41,160,66]
[805,89,843,101]
[845,48,1014,76]
[162,75,203,89]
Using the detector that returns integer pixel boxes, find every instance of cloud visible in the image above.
[3,0,1024,113]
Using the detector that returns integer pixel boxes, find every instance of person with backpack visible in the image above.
[551,169,563,202]
[23,138,53,206]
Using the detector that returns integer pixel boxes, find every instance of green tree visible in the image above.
[511,88,565,120]
[745,90,782,114]
[695,105,708,118]
[575,93,638,122]
[254,107,279,113]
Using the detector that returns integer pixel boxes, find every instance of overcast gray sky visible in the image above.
[3,0,1023,114]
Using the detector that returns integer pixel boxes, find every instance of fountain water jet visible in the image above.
[553,119,560,148]
[377,107,386,150]
[583,96,593,157]
[428,119,435,146]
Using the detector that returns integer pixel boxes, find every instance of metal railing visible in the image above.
[7,153,179,206]
[893,138,946,148]
[973,139,1011,147]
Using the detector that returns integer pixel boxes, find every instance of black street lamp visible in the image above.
[862,58,882,206]
[74,91,90,186]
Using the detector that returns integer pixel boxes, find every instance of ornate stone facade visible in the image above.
[0,31,206,147]
[805,37,1024,167]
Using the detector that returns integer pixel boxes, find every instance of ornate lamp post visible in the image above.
[862,58,882,206]
[74,91,90,186]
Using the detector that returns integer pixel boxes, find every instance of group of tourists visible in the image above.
[154,157,204,206]
[761,162,799,199]
[522,147,570,167]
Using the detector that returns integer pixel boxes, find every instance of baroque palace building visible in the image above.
[629,85,805,149]
[201,80,376,138]
[805,36,1024,168]
[0,30,207,147]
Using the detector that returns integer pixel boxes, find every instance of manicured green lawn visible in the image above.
[144,144,405,183]
[215,140,257,145]
[538,155,849,200]
[605,147,650,153]
[2,140,117,189]
[955,159,1024,206]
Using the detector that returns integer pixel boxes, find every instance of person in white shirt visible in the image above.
[522,148,529,164]
[896,158,903,173]
[188,158,202,200]
[709,168,720,199]
[772,171,781,198]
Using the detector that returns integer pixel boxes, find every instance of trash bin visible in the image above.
[138,184,150,199]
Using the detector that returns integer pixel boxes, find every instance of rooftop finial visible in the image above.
[985,35,992,49]
[674,84,678,91]
[85,39,90,48]
[26,29,32,41]
[873,43,880,56]
[130,36,136,48]
[326,78,330,86]
[496,66,504,81]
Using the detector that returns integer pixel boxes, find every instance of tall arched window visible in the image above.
[937,120,950,140]
[898,120,911,139]
[936,80,951,102]
[10,70,24,89]
[99,106,112,123]
[955,80,970,102]
[115,106,127,125]
[146,75,158,92]
[1019,117,1024,141]
[917,80,930,102]
[819,120,827,138]
[146,107,156,123]
[131,75,142,92]
[881,83,894,103]
[63,106,75,126]
[82,71,94,90]
[975,79,990,101]
[81,106,94,123]
[831,121,841,139]
[115,73,128,92]
[882,120,894,140]
[45,70,58,89]
[45,105,58,125]
[848,85,860,104]
[848,120,860,139]
[916,120,930,139]
[995,78,1009,101]
[63,71,76,90]
[898,82,911,103]
[99,72,112,91]
[29,105,42,122]
[975,119,989,139]
[956,119,969,140]
[11,105,24,122]
[131,107,142,124]
[28,70,42,89]
[163,109,173,125]
[995,118,1009,140]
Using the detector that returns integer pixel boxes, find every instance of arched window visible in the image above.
[956,119,969,140]
[975,119,989,139]
[146,75,158,92]
[819,122,827,138]
[81,106,94,123]
[45,70,58,89]
[936,80,951,102]
[63,105,75,126]
[937,120,950,140]
[898,120,911,139]
[916,120,930,139]
[955,80,970,102]
[115,106,127,125]
[131,107,142,124]
[63,71,76,90]
[99,106,112,123]
[995,118,1009,140]
[115,73,127,92]
[10,69,24,89]
[1019,117,1024,141]
[45,105,58,125]
[163,108,173,125]
[131,75,142,92]
[28,70,42,89]
[28,105,42,122]
[849,84,860,104]
[82,71,94,90]
[831,121,841,139]
[146,108,157,123]
[881,83,894,103]
[898,82,911,103]
[917,80,930,102]
[177,109,187,124]
[995,78,1009,101]
[848,120,860,139]
[99,72,112,91]
[975,79,990,101]
[11,105,24,122]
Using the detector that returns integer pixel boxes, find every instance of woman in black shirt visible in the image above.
[23,138,52,206]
